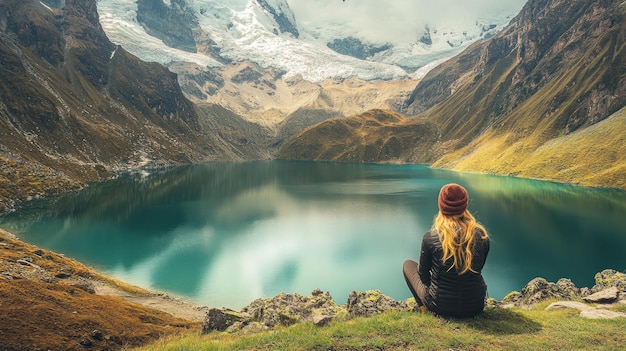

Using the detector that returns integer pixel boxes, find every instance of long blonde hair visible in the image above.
[432,210,488,274]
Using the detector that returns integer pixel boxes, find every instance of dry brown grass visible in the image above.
[0,230,199,350]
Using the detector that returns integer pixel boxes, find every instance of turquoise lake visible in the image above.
[1,160,625,309]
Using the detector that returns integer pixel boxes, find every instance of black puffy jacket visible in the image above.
[418,230,490,318]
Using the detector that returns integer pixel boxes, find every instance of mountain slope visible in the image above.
[423,0,626,188]
[279,109,439,163]
[280,0,626,189]
[0,0,256,212]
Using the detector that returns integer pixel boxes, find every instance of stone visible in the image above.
[545,300,626,320]
[33,249,44,257]
[501,291,522,304]
[91,330,103,340]
[545,301,592,312]
[518,277,581,306]
[241,290,345,328]
[16,259,40,269]
[55,266,73,279]
[555,278,579,299]
[346,290,410,318]
[579,309,626,320]
[78,338,93,347]
[312,315,333,327]
[583,287,619,304]
[201,308,245,333]
[592,270,626,293]
[73,279,96,294]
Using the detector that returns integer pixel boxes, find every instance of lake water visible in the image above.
[1,161,625,309]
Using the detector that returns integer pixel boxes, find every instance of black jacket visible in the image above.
[418,230,490,317]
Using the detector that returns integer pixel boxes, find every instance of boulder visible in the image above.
[545,300,626,319]
[517,278,581,306]
[592,269,626,293]
[313,315,333,327]
[201,308,246,333]
[545,301,592,312]
[579,309,626,319]
[346,290,410,318]
[583,287,619,304]
[202,289,346,333]
[242,290,345,328]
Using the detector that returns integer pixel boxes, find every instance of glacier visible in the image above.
[96,0,526,82]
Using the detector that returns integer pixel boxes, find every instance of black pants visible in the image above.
[402,259,428,307]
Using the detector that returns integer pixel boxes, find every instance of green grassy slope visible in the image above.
[278,109,440,164]
[134,305,626,351]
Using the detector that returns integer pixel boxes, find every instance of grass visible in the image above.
[132,304,626,351]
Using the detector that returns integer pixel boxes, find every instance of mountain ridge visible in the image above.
[0,0,262,212]
[280,0,626,189]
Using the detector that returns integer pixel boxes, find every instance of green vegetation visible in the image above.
[134,304,626,351]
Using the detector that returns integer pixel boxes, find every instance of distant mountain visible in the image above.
[94,0,523,132]
[97,0,521,82]
[280,0,626,189]
[0,0,264,211]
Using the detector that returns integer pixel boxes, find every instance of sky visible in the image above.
[286,0,528,44]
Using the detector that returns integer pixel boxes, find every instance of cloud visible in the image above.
[286,0,527,44]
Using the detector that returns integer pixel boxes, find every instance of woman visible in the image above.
[403,183,490,318]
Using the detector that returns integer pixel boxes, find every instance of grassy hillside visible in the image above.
[435,106,626,188]
[0,229,199,350]
[279,109,439,164]
[278,0,626,190]
[134,306,626,351]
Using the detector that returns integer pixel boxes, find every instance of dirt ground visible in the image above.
[0,229,208,350]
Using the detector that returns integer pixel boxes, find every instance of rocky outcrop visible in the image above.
[500,269,626,320]
[202,269,626,333]
[201,289,415,334]
[136,0,199,53]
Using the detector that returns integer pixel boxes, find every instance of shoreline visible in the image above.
[0,228,209,322]
[2,159,625,217]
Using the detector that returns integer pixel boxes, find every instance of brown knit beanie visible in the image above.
[438,183,468,216]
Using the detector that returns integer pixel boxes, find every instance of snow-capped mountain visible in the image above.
[97,0,525,82]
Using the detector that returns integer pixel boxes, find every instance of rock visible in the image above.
[312,315,333,327]
[517,277,581,306]
[55,266,73,279]
[73,281,96,294]
[91,330,103,340]
[583,287,619,304]
[545,301,592,312]
[78,338,93,347]
[346,290,410,318]
[104,335,122,345]
[592,269,626,293]
[33,249,44,257]
[555,278,579,299]
[201,308,245,333]
[579,309,626,320]
[241,290,345,328]
[16,259,40,269]
[501,291,522,304]
[546,300,626,320]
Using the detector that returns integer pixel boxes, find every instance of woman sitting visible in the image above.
[403,183,490,318]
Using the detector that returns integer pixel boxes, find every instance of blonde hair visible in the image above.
[432,210,488,274]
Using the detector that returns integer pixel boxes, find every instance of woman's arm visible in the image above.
[418,232,433,286]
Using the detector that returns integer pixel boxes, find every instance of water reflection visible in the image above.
[1,161,625,308]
